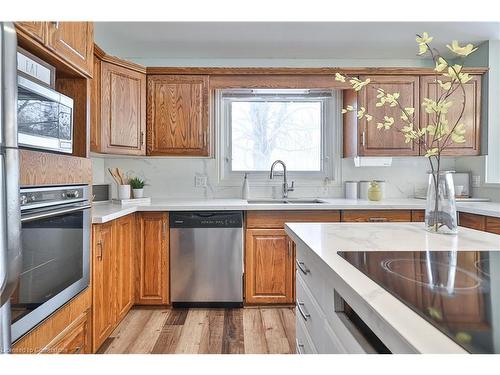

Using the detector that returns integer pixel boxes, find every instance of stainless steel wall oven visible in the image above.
[11,185,90,342]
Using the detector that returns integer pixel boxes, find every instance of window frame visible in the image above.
[216,89,342,187]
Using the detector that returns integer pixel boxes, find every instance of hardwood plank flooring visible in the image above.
[99,307,295,354]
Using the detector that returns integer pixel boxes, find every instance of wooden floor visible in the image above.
[98,307,296,354]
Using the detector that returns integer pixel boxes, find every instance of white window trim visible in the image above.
[215,89,342,187]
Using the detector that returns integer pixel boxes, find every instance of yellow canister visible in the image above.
[368,181,382,201]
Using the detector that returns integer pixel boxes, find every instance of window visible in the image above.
[217,89,340,184]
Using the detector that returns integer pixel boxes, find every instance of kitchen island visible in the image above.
[285,222,500,354]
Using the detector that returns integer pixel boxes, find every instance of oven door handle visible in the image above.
[21,204,91,223]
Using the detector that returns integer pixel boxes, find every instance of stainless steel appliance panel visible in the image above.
[170,211,243,305]
[11,185,90,343]
[17,75,73,154]
[170,227,243,303]
[1,21,21,354]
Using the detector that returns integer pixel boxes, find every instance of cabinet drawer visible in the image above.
[246,210,340,229]
[296,312,317,354]
[295,242,331,308]
[341,210,412,222]
[459,212,486,231]
[486,216,500,235]
[296,273,327,352]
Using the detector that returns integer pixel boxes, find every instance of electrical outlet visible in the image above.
[195,175,208,188]
[472,175,481,188]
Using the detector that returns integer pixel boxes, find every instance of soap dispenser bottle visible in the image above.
[242,173,250,199]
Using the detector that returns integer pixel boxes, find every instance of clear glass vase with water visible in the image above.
[425,171,458,234]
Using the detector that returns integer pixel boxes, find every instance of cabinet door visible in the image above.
[147,75,209,156]
[420,75,481,155]
[100,62,146,155]
[90,55,101,152]
[114,215,135,321]
[92,223,115,351]
[245,229,294,304]
[136,213,169,305]
[15,22,46,44]
[358,75,420,156]
[47,22,93,76]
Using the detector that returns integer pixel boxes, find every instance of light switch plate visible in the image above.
[195,175,208,188]
[472,175,481,188]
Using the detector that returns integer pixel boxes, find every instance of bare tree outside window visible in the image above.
[231,101,322,171]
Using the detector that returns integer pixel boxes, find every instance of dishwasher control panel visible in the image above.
[169,211,243,228]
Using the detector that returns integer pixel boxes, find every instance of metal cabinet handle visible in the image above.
[368,217,388,222]
[296,301,310,321]
[51,21,60,29]
[97,240,103,260]
[73,346,82,354]
[296,339,305,354]
[163,221,167,239]
[140,131,145,146]
[296,259,310,275]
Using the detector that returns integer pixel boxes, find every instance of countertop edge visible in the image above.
[91,199,500,224]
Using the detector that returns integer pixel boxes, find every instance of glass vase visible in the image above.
[425,171,458,234]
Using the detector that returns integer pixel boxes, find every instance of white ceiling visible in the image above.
[94,22,500,60]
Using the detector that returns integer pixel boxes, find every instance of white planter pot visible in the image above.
[118,184,131,200]
[133,188,144,198]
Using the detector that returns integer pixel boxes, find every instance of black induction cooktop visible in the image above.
[338,250,500,353]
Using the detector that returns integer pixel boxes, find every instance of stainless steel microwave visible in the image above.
[17,75,74,154]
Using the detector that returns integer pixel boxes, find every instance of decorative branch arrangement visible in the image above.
[336,33,478,233]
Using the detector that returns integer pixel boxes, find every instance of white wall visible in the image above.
[92,155,457,200]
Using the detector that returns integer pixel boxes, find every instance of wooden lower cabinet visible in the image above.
[486,216,500,235]
[341,209,412,222]
[42,310,91,354]
[92,214,136,351]
[459,212,486,231]
[12,288,91,354]
[245,229,295,304]
[136,212,169,305]
[92,221,116,351]
[115,214,135,321]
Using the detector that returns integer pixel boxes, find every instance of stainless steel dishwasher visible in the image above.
[170,211,243,307]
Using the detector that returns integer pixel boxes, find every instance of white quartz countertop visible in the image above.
[91,197,500,223]
[284,222,500,353]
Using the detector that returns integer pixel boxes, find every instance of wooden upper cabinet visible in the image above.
[90,56,102,152]
[15,22,46,44]
[420,75,481,156]
[357,75,420,156]
[92,222,115,351]
[245,229,295,305]
[46,22,94,77]
[100,61,146,155]
[136,212,169,305]
[147,75,210,156]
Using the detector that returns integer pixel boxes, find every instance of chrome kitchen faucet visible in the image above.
[269,160,295,199]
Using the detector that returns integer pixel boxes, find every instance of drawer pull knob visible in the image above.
[296,260,310,275]
[296,301,311,321]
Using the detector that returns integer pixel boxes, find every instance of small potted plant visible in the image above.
[129,177,146,199]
